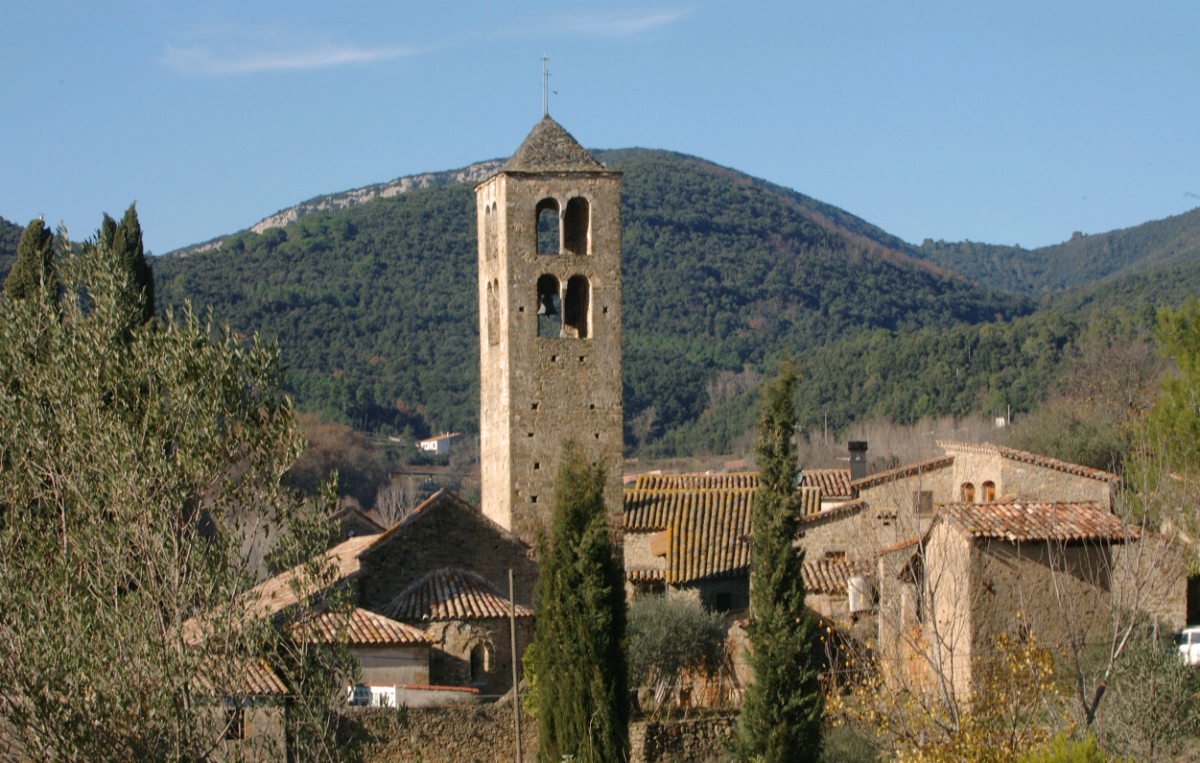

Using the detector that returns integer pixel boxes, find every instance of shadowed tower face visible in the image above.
[475,116,624,544]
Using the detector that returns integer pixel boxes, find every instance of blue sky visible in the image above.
[3,1,1198,256]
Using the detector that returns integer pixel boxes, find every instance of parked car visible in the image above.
[1174,626,1200,665]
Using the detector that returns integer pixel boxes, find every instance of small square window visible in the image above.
[518,306,525,313]
[531,403,539,410]
[534,462,541,470]
[529,496,538,503]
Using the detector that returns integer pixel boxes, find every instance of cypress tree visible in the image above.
[97,203,154,326]
[3,218,56,301]
[530,442,629,763]
[737,363,824,763]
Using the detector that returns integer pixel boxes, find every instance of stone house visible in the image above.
[377,568,535,701]
[621,471,865,617]
[876,501,1186,701]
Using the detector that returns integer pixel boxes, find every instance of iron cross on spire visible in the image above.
[541,54,550,116]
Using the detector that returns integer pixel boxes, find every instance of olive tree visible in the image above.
[0,225,345,761]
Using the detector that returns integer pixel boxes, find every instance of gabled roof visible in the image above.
[940,501,1130,543]
[328,505,386,534]
[500,116,608,173]
[936,440,1121,484]
[850,456,955,490]
[802,559,872,596]
[364,488,527,553]
[246,533,382,620]
[380,568,533,622]
[292,607,432,646]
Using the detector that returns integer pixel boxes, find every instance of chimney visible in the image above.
[848,441,868,481]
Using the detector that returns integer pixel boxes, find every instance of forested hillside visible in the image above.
[11,149,1200,458]
[918,205,1200,294]
[0,216,23,279]
[152,150,1030,449]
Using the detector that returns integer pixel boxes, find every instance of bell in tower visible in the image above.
[475,117,624,544]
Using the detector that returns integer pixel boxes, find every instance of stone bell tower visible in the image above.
[475,116,623,544]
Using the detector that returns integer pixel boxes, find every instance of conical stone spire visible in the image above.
[501,116,604,173]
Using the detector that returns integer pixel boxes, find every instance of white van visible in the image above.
[1174,626,1200,665]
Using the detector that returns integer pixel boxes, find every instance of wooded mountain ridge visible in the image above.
[2,150,1198,457]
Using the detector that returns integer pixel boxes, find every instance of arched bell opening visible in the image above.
[563,197,589,255]
[536,198,560,255]
[536,274,561,338]
[563,275,590,339]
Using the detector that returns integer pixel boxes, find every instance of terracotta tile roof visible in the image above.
[632,473,759,491]
[936,440,1121,483]
[941,502,1130,543]
[800,499,866,527]
[244,533,382,620]
[181,533,383,646]
[500,116,608,173]
[624,488,755,585]
[800,469,854,497]
[241,660,289,696]
[802,560,872,595]
[626,568,667,583]
[292,607,432,646]
[380,569,533,622]
[877,537,921,556]
[850,456,955,490]
[193,660,288,697]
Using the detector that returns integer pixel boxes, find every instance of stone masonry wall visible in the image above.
[356,706,738,763]
[630,714,738,763]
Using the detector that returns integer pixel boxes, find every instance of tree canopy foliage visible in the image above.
[3,217,56,300]
[0,225,346,761]
[738,365,823,762]
[528,443,629,763]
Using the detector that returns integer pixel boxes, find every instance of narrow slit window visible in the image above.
[536,274,561,338]
[536,199,559,255]
[484,203,498,261]
[486,280,500,346]
[563,197,589,255]
[563,275,590,338]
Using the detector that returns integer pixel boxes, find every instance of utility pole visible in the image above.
[510,569,523,762]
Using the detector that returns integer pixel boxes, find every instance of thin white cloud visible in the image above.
[550,9,690,37]
[162,43,423,76]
